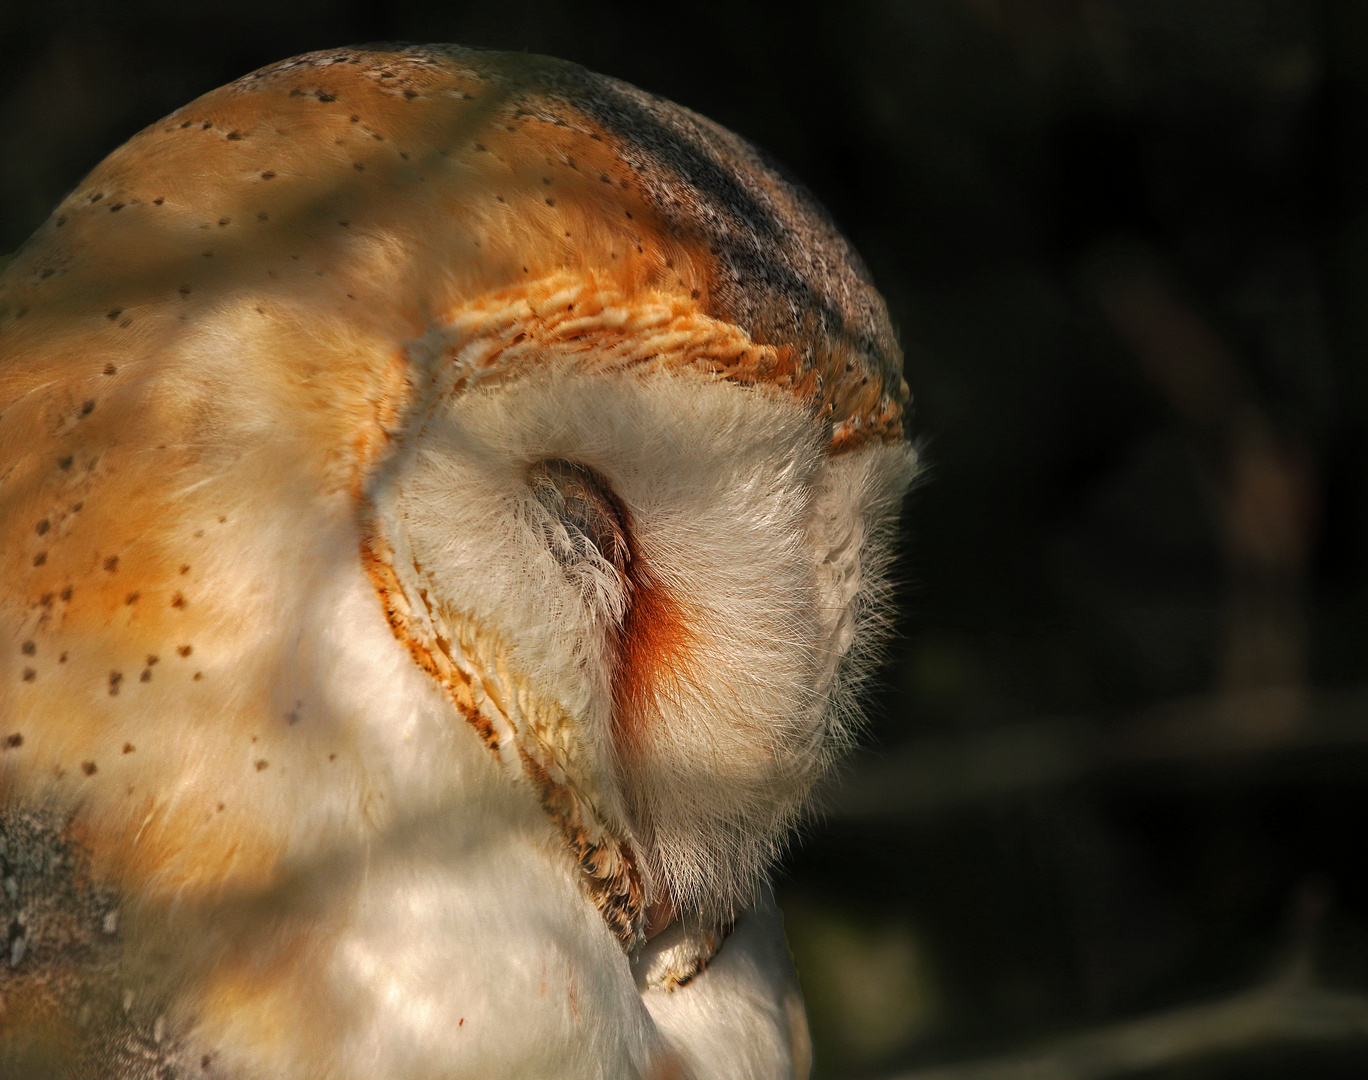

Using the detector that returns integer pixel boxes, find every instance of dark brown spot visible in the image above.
[58,456,73,470]
[316,91,336,102]
[60,589,72,602]
[353,162,365,171]
[20,641,35,655]
[90,192,104,203]
[140,669,151,682]
[153,197,164,205]
[403,90,418,100]
[349,114,359,123]
[108,671,122,695]
[106,309,121,321]
[255,760,269,771]
[257,212,269,221]
[81,761,97,776]
[104,556,118,572]
[21,669,35,682]
[178,285,191,297]
[180,565,190,575]
[201,121,212,130]
[193,672,202,680]
[329,753,337,761]
[80,400,94,416]
[338,220,349,227]
[125,592,139,605]
[108,204,124,213]
[58,652,67,663]
[226,131,242,141]
[260,171,276,180]
[171,593,185,608]
[103,363,117,375]
[218,218,229,227]
[39,593,52,607]
[5,734,22,747]
[178,645,193,657]
[55,215,66,226]
[35,520,49,536]
[33,553,46,567]
[123,743,135,753]
[545,198,555,207]
[146,655,158,666]
[71,502,82,512]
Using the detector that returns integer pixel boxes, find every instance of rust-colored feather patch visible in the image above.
[611,566,697,763]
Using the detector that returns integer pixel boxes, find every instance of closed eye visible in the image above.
[528,459,631,581]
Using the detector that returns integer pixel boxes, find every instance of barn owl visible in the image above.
[0,45,913,1080]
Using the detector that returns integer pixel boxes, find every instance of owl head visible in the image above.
[0,44,913,1073]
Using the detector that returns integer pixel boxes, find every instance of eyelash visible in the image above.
[527,459,631,580]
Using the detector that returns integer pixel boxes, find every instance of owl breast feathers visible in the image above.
[0,45,914,1080]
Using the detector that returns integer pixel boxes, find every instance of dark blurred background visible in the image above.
[4,2,1367,1077]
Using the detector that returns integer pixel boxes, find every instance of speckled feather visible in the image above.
[2,44,905,445]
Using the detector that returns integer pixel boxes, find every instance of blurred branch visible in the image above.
[878,980,1368,1080]
[873,886,1368,1080]
[823,684,1368,818]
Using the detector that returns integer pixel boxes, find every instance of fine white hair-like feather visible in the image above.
[378,357,914,918]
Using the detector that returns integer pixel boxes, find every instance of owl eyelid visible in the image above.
[528,458,632,574]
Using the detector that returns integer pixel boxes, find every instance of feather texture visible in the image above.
[0,45,915,1079]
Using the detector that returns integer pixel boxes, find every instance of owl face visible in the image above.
[363,279,912,934]
[0,44,913,1079]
